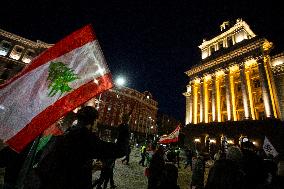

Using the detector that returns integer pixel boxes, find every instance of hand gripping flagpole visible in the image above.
[15,136,41,189]
[16,93,62,189]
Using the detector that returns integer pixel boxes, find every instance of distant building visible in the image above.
[86,86,158,140]
[0,28,52,83]
[183,19,284,155]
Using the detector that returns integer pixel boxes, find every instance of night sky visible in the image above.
[1,0,284,122]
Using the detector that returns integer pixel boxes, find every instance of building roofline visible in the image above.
[198,20,256,50]
[185,37,266,77]
[0,28,53,49]
[110,86,158,108]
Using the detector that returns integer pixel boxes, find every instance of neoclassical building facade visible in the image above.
[0,28,52,83]
[85,86,158,141]
[184,19,284,125]
[86,86,158,134]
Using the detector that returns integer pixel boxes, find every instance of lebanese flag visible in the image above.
[0,24,113,152]
[158,125,180,144]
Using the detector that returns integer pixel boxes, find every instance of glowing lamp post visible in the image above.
[116,77,126,87]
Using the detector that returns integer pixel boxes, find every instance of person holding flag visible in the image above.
[35,106,129,189]
[0,24,129,189]
[0,24,113,153]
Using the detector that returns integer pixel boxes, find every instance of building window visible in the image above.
[210,45,215,55]
[10,45,24,60]
[22,49,35,63]
[218,41,224,50]
[227,36,234,47]
[0,41,12,56]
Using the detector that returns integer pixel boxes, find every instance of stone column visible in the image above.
[229,69,237,121]
[240,65,251,119]
[216,76,221,122]
[185,83,193,124]
[225,70,233,121]
[245,69,256,120]
[203,78,209,123]
[211,75,216,122]
[193,81,199,124]
[257,59,274,118]
[200,79,204,123]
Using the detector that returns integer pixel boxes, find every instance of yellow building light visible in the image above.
[227,140,234,144]
[215,70,225,77]
[245,59,257,68]
[204,74,212,81]
[229,65,239,73]
[194,138,201,143]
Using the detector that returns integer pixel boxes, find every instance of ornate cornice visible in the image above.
[109,87,158,109]
[185,38,265,77]
[272,64,284,74]
[271,52,284,60]
[0,28,53,49]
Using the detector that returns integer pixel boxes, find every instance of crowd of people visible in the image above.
[191,141,284,189]
[1,106,284,189]
[137,139,284,189]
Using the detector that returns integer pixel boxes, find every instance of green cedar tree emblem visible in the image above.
[47,61,79,97]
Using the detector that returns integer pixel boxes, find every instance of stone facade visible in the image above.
[0,28,52,83]
[271,53,284,122]
[86,86,158,136]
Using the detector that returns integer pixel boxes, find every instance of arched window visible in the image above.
[10,45,24,60]
[0,40,12,56]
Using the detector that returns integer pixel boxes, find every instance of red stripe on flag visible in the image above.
[42,123,64,136]
[158,138,179,144]
[0,24,96,89]
[6,73,113,152]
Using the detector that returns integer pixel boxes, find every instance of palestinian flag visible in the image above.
[0,24,113,152]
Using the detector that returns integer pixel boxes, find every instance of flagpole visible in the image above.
[15,136,41,189]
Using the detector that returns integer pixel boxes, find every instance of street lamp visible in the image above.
[146,116,151,139]
[116,76,126,86]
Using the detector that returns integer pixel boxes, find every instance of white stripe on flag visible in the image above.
[263,136,278,157]
[0,40,109,141]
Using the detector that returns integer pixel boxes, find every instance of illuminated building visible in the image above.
[86,86,158,138]
[183,19,284,153]
[184,19,284,124]
[0,28,52,83]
